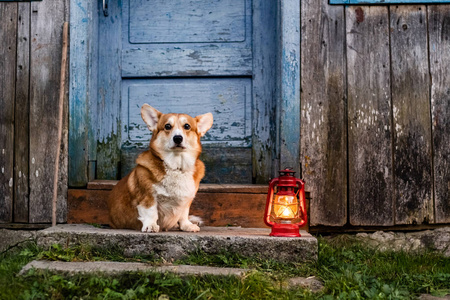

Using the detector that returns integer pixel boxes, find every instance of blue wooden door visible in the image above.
[96,0,277,183]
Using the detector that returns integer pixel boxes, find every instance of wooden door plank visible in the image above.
[97,0,122,180]
[69,0,98,187]
[428,5,450,223]
[390,5,433,225]
[347,6,394,226]
[14,2,30,222]
[121,0,252,78]
[29,1,68,223]
[279,0,301,175]
[252,0,278,182]
[301,0,347,226]
[0,3,17,223]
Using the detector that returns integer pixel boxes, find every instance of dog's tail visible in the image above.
[189,215,204,227]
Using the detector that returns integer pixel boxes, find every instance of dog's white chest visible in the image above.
[153,168,196,202]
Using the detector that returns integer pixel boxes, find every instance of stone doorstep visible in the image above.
[20,260,249,277]
[36,224,318,263]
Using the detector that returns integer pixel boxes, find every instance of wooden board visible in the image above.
[346,6,394,226]
[14,2,30,222]
[251,0,278,182]
[121,0,252,77]
[301,0,347,226]
[390,5,433,225]
[428,5,450,223]
[0,3,17,223]
[29,0,68,223]
[96,0,122,180]
[68,0,98,187]
[122,79,252,148]
[279,0,301,175]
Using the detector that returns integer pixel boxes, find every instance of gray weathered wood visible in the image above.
[14,2,30,222]
[252,0,278,183]
[347,6,394,226]
[301,0,347,226]
[0,3,17,223]
[29,1,67,223]
[390,5,433,225]
[97,0,122,180]
[428,5,450,224]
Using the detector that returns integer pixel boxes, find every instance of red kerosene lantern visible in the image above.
[264,168,307,237]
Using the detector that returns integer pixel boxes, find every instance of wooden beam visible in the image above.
[252,0,278,183]
[29,0,67,223]
[14,2,30,223]
[278,0,301,175]
[390,5,433,225]
[69,0,98,187]
[428,5,450,223]
[301,0,347,226]
[346,6,394,226]
[0,2,18,223]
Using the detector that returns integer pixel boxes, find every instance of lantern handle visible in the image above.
[264,178,279,227]
[295,178,307,227]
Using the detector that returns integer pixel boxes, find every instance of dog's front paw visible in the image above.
[180,222,200,232]
[142,223,160,233]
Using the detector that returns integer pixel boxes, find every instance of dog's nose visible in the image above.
[173,135,183,145]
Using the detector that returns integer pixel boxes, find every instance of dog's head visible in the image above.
[141,104,213,162]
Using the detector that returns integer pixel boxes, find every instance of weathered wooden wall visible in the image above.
[0,1,69,225]
[301,1,450,227]
[1,0,449,228]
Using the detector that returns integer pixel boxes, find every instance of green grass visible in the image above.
[1,237,449,299]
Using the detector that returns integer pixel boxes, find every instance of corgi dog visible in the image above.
[108,104,213,232]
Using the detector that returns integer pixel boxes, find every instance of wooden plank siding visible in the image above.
[389,5,434,225]
[29,0,69,223]
[429,5,450,224]
[1,0,450,227]
[0,3,17,223]
[14,2,31,222]
[346,6,395,226]
[301,3,450,226]
[300,0,347,226]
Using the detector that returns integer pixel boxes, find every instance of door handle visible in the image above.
[103,0,109,16]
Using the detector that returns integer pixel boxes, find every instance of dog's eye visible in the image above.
[164,124,172,130]
[184,124,191,130]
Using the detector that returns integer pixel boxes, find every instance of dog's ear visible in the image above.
[141,104,162,131]
[195,113,213,137]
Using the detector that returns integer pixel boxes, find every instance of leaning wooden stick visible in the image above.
[52,22,69,227]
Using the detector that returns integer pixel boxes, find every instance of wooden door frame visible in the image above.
[68,0,301,187]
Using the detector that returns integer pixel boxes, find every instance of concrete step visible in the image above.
[20,260,249,277]
[36,224,318,263]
